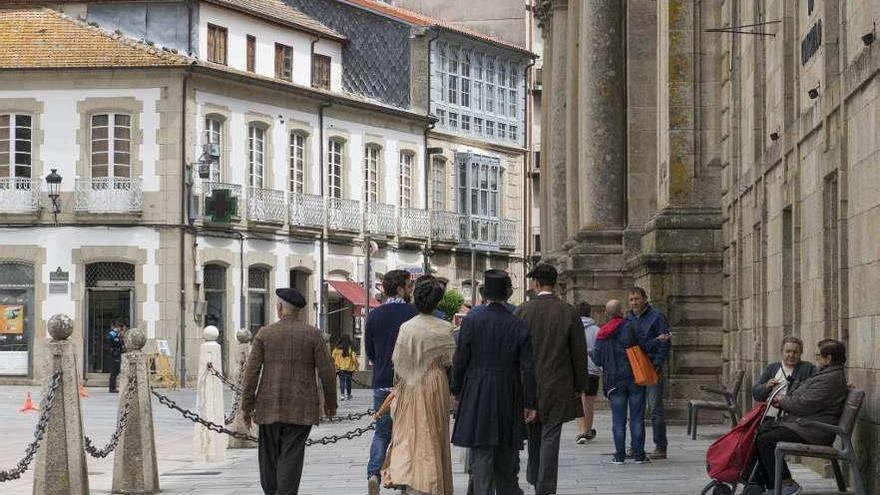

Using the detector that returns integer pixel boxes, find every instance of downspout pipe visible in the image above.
[522,57,536,301]
[179,65,193,386]
[423,28,441,274]
[310,35,321,85]
[318,101,333,332]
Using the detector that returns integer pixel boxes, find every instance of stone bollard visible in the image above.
[33,314,89,495]
[228,329,257,449]
[112,328,160,494]
[193,326,225,464]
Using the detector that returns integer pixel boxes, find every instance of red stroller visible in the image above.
[700,388,785,495]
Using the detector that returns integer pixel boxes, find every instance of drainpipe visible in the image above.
[318,101,333,332]
[523,58,536,301]
[310,35,321,86]
[239,231,245,332]
[179,67,193,386]
[423,28,441,274]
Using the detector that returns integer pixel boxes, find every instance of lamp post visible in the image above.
[45,168,62,223]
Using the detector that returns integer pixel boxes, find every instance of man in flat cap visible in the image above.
[241,287,337,495]
[452,269,537,494]
[515,264,588,495]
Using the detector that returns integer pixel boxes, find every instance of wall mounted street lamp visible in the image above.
[45,168,62,223]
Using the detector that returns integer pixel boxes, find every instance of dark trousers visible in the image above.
[337,371,352,397]
[645,375,668,451]
[755,424,807,488]
[258,423,311,495]
[108,356,121,391]
[471,446,523,495]
[526,421,562,495]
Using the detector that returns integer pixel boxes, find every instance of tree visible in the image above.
[437,290,465,321]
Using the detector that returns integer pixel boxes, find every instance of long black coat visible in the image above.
[451,303,537,448]
[515,294,589,425]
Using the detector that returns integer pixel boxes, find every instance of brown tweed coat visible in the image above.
[240,314,337,425]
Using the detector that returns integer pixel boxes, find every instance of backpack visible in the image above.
[706,402,768,483]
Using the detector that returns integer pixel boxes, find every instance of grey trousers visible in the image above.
[258,423,311,495]
[526,421,562,495]
[471,446,523,495]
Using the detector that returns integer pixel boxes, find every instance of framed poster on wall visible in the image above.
[0,305,24,334]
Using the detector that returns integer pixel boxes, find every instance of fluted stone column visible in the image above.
[565,0,581,235]
[112,329,160,494]
[546,0,570,253]
[34,314,89,495]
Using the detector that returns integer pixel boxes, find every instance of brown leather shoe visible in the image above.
[648,449,667,460]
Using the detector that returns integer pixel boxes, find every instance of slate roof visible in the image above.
[0,8,191,69]
[340,0,534,56]
[202,0,345,40]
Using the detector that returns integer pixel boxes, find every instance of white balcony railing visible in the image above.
[398,207,430,239]
[327,198,361,232]
[500,218,517,249]
[74,177,143,213]
[247,186,286,224]
[290,192,325,229]
[364,202,396,237]
[432,211,461,242]
[202,181,243,221]
[0,177,40,213]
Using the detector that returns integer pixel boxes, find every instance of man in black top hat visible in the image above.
[241,287,337,495]
[453,269,537,495]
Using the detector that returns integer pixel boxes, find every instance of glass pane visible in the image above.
[16,140,30,153]
[114,139,130,153]
[114,126,130,139]
[91,152,108,165]
[92,165,108,177]
[114,151,130,165]
[92,114,108,126]
[92,139,108,152]
[114,114,130,127]
[15,126,30,140]
[14,164,31,178]
[14,152,30,165]
[92,127,108,140]
[0,128,8,140]
[0,154,8,167]
[0,115,8,126]
[114,165,130,178]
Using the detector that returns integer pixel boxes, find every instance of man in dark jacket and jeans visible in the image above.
[627,287,672,460]
[364,270,416,495]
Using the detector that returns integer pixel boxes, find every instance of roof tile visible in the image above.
[203,0,345,40]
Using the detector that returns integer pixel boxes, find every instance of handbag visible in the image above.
[625,325,659,386]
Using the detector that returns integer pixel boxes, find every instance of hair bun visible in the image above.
[414,279,445,314]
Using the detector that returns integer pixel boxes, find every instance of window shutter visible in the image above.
[246,35,256,72]
[311,54,331,90]
[275,44,283,79]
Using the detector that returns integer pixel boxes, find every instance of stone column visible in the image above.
[564,0,580,235]
[33,314,89,495]
[577,0,626,230]
[112,328,160,494]
[228,329,257,449]
[193,326,226,464]
[546,0,570,253]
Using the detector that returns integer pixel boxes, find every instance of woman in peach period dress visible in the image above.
[381,278,456,495]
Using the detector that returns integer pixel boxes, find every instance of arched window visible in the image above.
[248,124,266,188]
[248,266,269,334]
[327,138,344,199]
[399,151,413,208]
[289,131,307,194]
[364,144,381,203]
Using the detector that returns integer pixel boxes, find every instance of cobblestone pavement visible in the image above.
[0,385,837,494]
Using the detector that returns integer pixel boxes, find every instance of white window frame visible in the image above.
[431,156,446,211]
[364,144,380,203]
[289,131,306,194]
[0,113,32,179]
[90,113,131,178]
[399,151,413,208]
[456,152,502,244]
[204,116,223,182]
[327,139,344,199]
[248,124,265,188]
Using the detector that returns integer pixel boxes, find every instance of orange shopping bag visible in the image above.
[625,328,659,386]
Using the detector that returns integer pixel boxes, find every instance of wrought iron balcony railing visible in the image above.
[398,207,430,239]
[431,211,462,243]
[364,202,396,237]
[74,177,143,213]
[327,197,361,233]
[247,186,286,224]
[289,192,325,229]
[0,177,40,213]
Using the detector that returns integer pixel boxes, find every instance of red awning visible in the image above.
[328,280,380,313]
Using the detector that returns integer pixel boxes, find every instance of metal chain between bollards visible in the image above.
[84,372,137,458]
[150,388,377,446]
[223,359,247,425]
[206,362,242,394]
[0,371,62,482]
[350,375,372,389]
[324,409,377,423]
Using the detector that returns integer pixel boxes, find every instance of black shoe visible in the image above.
[575,433,587,444]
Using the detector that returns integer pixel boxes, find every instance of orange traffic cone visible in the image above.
[79,382,89,398]
[18,392,38,413]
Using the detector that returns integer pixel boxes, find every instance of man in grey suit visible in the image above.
[241,287,337,495]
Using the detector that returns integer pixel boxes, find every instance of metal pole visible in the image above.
[470,249,477,307]
[364,235,371,321]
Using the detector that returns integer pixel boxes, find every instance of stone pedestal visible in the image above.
[112,329,159,494]
[34,315,89,495]
[193,326,226,464]
[228,331,257,449]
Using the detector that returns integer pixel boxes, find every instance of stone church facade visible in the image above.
[537,0,880,488]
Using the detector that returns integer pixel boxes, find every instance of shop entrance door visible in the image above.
[86,289,132,373]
